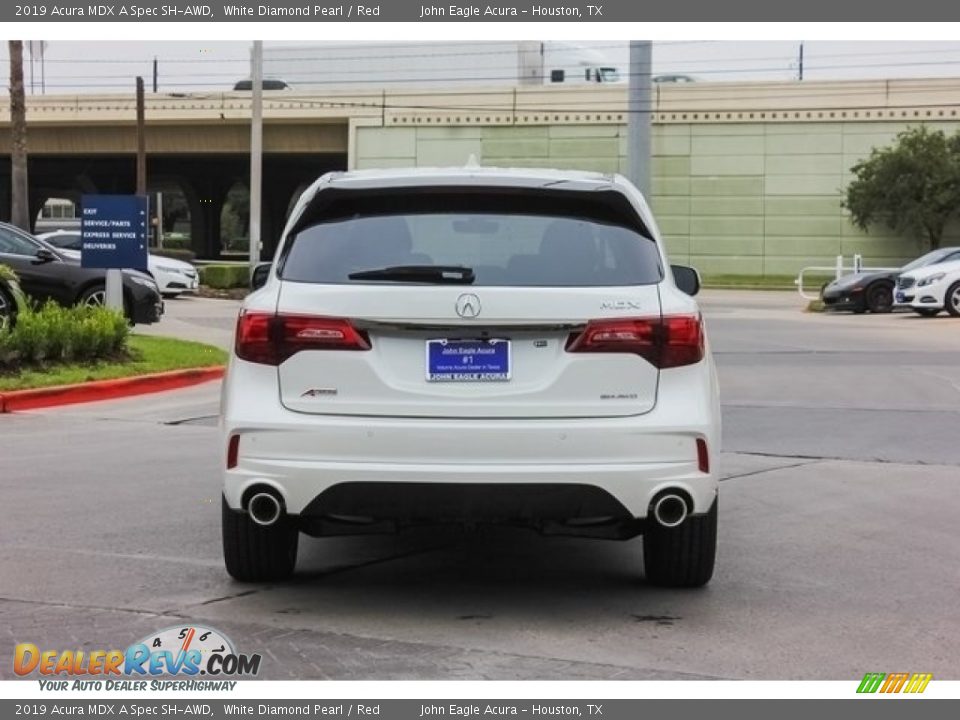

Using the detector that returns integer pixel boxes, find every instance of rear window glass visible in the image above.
[279,190,662,287]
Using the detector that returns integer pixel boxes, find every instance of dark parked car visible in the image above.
[0,221,163,325]
[0,266,25,330]
[820,247,960,314]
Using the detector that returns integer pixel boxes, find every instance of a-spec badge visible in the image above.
[301,388,338,397]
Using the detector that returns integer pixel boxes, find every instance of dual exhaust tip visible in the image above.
[652,492,689,528]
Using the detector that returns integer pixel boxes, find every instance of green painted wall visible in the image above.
[354,120,960,276]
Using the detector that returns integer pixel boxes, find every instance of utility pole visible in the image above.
[152,57,158,93]
[136,77,146,195]
[105,76,146,312]
[155,192,164,249]
[249,40,263,273]
[8,41,30,231]
[798,42,804,81]
[627,40,653,200]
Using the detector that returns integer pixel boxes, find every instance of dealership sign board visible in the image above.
[80,194,149,271]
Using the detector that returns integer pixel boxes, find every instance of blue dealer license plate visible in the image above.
[426,339,511,382]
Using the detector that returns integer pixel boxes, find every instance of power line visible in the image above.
[4,42,960,69]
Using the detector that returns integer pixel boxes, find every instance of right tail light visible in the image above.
[566,314,704,369]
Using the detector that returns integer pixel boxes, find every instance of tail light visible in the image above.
[235,311,370,365]
[566,314,704,369]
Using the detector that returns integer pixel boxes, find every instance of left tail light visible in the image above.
[235,311,371,366]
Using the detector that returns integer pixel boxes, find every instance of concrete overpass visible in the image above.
[2,79,959,266]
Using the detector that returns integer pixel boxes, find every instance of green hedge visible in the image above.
[0,300,129,368]
[152,248,196,263]
[159,234,192,250]
[198,264,250,289]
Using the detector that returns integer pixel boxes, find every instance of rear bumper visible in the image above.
[221,355,721,535]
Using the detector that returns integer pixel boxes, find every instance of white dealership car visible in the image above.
[38,230,199,298]
[897,258,960,317]
[220,167,721,587]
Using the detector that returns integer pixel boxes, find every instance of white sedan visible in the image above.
[897,257,960,317]
[38,229,199,298]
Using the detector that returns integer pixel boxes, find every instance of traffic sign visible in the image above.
[80,194,149,271]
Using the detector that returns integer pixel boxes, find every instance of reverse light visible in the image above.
[235,311,371,365]
[566,314,705,369]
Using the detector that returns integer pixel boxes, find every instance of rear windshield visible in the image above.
[279,191,663,287]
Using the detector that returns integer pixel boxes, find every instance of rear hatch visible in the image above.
[264,184,670,419]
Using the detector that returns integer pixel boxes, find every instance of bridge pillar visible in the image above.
[260,171,312,259]
[185,176,233,260]
[0,171,10,223]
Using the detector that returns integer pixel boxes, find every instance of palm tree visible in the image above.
[8,40,30,231]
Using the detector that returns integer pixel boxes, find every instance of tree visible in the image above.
[843,126,960,251]
[8,40,30,231]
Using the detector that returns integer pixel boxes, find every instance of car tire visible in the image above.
[866,283,894,313]
[0,287,15,331]
[945,281,960,318]
[643,497,717,588]
[222,495,299,582]
[913,307,940,318]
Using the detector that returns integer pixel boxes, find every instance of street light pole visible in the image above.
[249,41,263,275]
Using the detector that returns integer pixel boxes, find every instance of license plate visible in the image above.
[426,339,510,382]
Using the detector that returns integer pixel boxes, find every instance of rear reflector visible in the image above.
[227,434,240,470]
[235,311,371,365]
[566,314,704,369]
[696,437,709,474]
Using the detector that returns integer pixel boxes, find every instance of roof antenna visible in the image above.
[465,154,481,169]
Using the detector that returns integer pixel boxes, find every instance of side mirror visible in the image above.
[34,248,57,263]
[671,265,701,296]
[250,262,271,290]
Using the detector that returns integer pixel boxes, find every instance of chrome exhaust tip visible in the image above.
[247,492,283,527]
[652,493,688,528]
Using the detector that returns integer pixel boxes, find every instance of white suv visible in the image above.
[220,167,721,587]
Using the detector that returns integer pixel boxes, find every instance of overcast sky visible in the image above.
[2,41,960,94]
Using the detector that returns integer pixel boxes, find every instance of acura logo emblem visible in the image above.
[455,293,481,318]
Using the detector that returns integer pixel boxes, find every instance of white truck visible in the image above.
[257,41,624,91]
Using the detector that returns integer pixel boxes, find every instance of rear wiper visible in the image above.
[347,265,475,284]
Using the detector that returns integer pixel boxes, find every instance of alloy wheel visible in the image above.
[83,289,106,307]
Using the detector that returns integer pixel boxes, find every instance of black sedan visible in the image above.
[0,266,26,330]
[821,247,960,314]
[0,221,163,325]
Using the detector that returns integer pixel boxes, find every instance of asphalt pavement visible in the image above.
[1,292,958,680]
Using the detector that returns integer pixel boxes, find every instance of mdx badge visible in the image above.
[600,300,642,310]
